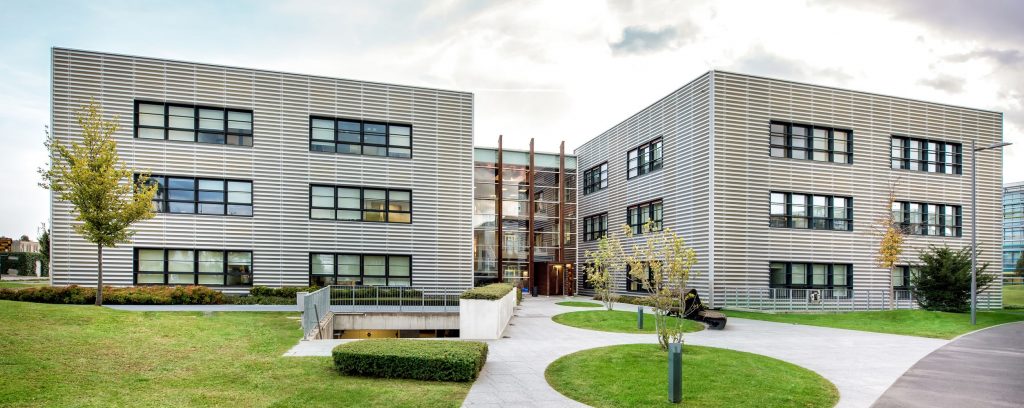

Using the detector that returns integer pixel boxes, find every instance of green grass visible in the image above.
[0,280,48,288]
[0,300,470,407]
[724,309,1024,339]
[555,301,603,308]
[1004,285,1024,309]
[545,344,838,408]
[552,310,704,334]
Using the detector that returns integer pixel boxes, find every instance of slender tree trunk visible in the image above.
[889,267,895,311]
[96,244,103,306]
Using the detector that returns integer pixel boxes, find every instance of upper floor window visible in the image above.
[583,162,608,195]
[892,201,962,237]
[310,117,411,158]
[627,199,663,235]
[890,136,962,174]
[769,191,852,231]
[769,261,851,295]
[583,213,608,242]
[310,185,411,223]
[141,175,252,216]
[627,138,663,179]
[310,253,411,287]
[769,121,851,164]
[135,101,253,146]
[135,248,252,286]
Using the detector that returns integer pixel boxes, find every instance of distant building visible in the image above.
[1003,182,1024,274]
[9,240,40,253]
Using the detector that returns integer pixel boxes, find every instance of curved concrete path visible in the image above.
[461,296,946,408]
[872,321,1024,408]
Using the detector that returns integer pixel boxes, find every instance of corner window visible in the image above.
[769,121,852,164]
[310,184,412,223]
[135,248,252,286]
[135,101,253,146]
[309,253,411,286]
[627,139,663,179]
[141,175,252,217]
[309,116,412,158]
[583,162,608,195]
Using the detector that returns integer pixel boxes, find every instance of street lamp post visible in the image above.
[971,140,1011,325]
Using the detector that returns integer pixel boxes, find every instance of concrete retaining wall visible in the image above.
[459,289,516,339]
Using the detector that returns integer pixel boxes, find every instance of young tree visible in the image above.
[625,220,698,350]
[583,229,625,310]
[1014,254,1024,278]
[876,180,905,309]
[910,245,994,312]
[37,223,50,274]
[39,100,157,306]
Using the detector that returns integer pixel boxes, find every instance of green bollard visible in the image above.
[637,306,644,330]
[668,342,682,403]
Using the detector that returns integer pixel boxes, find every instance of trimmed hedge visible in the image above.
[0,285,225,305]
[248,285,320,298]
[460,283,514,300]
[332,339,487,382]
[0,252,48,277]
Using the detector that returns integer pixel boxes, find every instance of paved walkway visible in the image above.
[872,321,1024,408]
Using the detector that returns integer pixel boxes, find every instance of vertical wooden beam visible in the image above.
[528,138,536,296]
[496,136,503,284]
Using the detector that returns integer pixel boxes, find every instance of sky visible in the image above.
[1,0,1022,239]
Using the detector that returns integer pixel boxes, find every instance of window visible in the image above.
[583,162,608,195]
[134,248,252,286]
[627,139,663,179]
[769,121,852,164]
[135,101,253,146]
[768,261,852,295]
[892,265,919,289]
[309,185,412,223]
[627,200,663,234]
[309,117,412,158]
[309,253,411,286]
[769,191,852,231]
[891,136,962,174]
[892,201,962,236]
[583,213,608,242]
[141,175,253,216]
[626,262,655,293]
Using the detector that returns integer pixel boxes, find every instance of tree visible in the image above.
[18,235,30,241]
[583,229,625,310]
[625,220,698,350]
[39,100,157,306]
[37,223,50,271]
[876,180,905,309]
[910,245,995,312]
[1014,254,1024,278]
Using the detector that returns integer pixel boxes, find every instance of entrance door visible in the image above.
[534,262,564,296]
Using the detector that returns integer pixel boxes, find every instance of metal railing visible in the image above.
[328,285,461,313]
[301,286,331,340]
[719,288,919,312]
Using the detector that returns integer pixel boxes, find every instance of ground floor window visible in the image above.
[309,253,411,287]
[625,263,654,293]
[135,248,252,286]
[768,261,852,297]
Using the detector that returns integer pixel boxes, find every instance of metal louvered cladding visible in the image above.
[50,48,474,293]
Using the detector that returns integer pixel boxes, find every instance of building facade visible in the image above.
[1003,182,1024,275]
[576,71,1004,307]
[472,138,577,294]
[50,48,474,293]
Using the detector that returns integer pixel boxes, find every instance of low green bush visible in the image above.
[0,252,48,277]
[0,285,225,305]
[226,295,296,305]
[460,283,514,300]
[248,285,320,298]
[332,339,487,382]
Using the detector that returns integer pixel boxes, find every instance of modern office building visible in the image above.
[1003,181,1024,275]
[472,138,577,295]
[50,48,474,293]
[575,71,1004,307]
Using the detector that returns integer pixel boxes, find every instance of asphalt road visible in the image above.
[872,321,1024,408]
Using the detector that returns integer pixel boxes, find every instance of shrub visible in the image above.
[460,283,514,300]
[226,295,297,305]
[332,339,487,382]
[911,245,995,312]
[0,285,224,305]
[248,285,320,298]
[0,252,48,276]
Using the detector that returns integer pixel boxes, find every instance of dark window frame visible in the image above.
[625,262,655,293]
[769,120,853,164]
[134,100,253,146]
[892,201,962,237]
[309,184,412,224]
[138,174,253,217]
[583,162,608,195]
[890,135,962,175]
[627,138,663,179]
[308,116,413,159]
[583,213,609,242]
[768,261,853,297]
[308,253,413,286]
[769,191,853,231]
[133,247,253,286]
[627,199,664,235]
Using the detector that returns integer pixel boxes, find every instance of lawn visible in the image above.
[555,301,603,308]
[545,344,838,408]
[552,310,704,334]
[1004,285,1024,309]
[724,309,1024,339]
[0,300,470,407]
